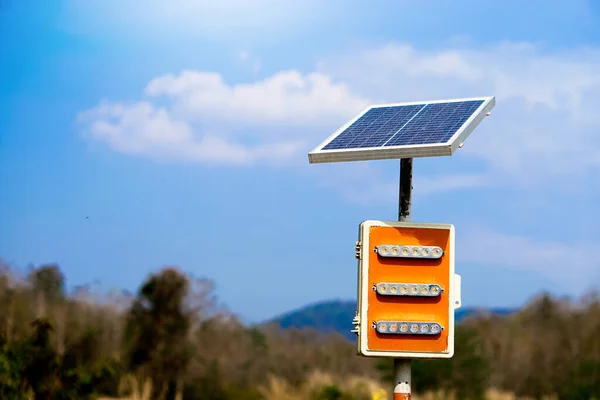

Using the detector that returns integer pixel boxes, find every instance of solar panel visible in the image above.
[308,96,495,164]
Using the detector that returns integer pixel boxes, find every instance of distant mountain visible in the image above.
[266,300,518,341]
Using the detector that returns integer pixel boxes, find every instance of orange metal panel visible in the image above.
[366,226,451,354]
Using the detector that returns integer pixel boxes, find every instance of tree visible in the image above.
[124,267,193,400]
[23,319,61,399]
[450,326,488,400]
[28,264,65,303]
[558,359,600,400]
[0,328,26,398]
[27,264,68,353]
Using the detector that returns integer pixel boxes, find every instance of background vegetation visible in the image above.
[1,259,599,399]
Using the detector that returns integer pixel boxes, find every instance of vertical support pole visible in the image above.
[394,158,413,399]
[393,359,412,399]
[398,158,413,223]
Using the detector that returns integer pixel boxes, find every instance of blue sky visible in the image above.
[1,0,600,323]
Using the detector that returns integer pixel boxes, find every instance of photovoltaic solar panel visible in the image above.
[308,96,495,164]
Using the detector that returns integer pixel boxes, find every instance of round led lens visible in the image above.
[377,284,388,294]
[379,246,390,255]
[391,246,400,255]
[377,323,388,332]
[420,324,430,333]
[432,248,442,257]
[389,324,398,332]
[400,323,409,332]
[400,285,409,294]
[410,324,419,333]
[431,286,441,295]
[420,285,430,295]
[389,285,398,294]
[412,247,421,256]
[410,285,419,294]
[430,324,441,334]
[401,247,410,256]
[422,248,430,256]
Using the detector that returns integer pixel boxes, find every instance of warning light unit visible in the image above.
[353,220,462,359]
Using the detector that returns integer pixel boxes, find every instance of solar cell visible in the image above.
[308,96,495,164]
[322,105,423,150]
[384,100,483,147]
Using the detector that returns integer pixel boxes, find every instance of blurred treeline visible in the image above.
[1,261,599,400]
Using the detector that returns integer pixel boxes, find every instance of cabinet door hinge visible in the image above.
[355,241,362,260]
[351,312,360,335]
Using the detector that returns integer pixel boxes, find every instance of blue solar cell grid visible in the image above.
[322,100,484,151]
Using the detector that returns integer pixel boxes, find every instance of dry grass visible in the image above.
[99,372,559,400]
[411,389,556,400]
[258,370,384,400]
[257,373,559,400]
[98,374,154,400]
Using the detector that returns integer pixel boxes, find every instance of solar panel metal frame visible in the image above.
[308,96,495,164]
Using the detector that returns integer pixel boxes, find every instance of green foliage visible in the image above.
[557,359,600,400]
[183,361,228,400]
[451,326,488,400]
[224,385,265,400]
[248,326,269,351]
[0,318,119,399]
[182,360,264,400]
[24,319,61,398]
[311,383,367,400]
[0,333,26,398]
[313,384,343,400]
[411,357,452,393]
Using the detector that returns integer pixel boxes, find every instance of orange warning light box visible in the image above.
[353,220,461,359]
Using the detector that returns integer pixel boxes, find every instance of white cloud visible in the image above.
[78,41,600,194]
[144,70,369,127]
[318,43,600,183]
[77,70,368,165]
[459,227,598,290]
[77,101,304,166]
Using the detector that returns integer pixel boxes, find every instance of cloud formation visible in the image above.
[318,43,600,182]
[79,41,600,182]
[77,71,369,165]
[144,70,369,127]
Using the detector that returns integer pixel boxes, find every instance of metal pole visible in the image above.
[393,359,412,399]
[398,158,413,223]
[394,158,413,399]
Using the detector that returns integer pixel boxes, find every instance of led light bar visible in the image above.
[374,321,443,335]
[374,282,443,297]
[376,244,443,259]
